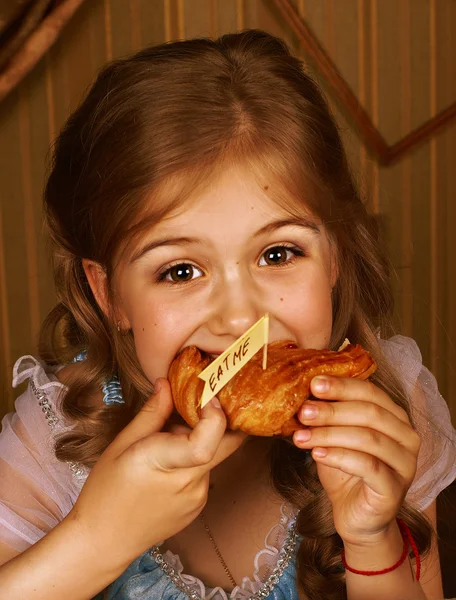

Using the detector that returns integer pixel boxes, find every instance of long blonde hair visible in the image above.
[40,30,432,599]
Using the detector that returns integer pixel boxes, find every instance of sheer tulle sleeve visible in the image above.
[379,336,456,510]
[0,356,87,552]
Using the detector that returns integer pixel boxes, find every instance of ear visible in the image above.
[82,259,112,320]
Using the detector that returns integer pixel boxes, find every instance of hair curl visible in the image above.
[40,30,432,599]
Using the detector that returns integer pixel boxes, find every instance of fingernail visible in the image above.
[154,379,162,395]
[301,404,318,419]
[295,429,311,443]
[313,448,327,458]
[313,376,329,393]
[209,397,221,409]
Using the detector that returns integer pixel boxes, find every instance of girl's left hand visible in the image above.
[293,376,421,546]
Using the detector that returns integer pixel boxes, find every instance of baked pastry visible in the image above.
[168,341,376,436]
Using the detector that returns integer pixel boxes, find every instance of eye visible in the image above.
[258,245,304,267]
[158,263,204,283]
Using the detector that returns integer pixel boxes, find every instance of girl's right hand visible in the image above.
[66,378,245,568]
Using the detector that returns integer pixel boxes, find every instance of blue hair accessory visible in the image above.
[101,376,124,406]
[71,351,124,406]
[72,352,87,363]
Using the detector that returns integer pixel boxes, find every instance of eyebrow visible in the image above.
[254,217,321,237]
[131,217,320,263]
[130,237,203,263]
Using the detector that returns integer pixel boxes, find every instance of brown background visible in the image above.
[0,0,455,423]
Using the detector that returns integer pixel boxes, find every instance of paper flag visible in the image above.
[199,314,269,408]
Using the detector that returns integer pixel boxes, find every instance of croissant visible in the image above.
[168,340,376,436]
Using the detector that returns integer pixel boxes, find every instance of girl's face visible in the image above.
[114,167,336,383]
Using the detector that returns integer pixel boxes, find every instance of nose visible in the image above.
[206,274,264,340]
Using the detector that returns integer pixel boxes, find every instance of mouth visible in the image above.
[173,348,224,365]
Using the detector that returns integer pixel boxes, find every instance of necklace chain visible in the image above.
[199,511,237,589]
[149,515,298,600]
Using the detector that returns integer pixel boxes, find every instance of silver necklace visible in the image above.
[149,518,298,600]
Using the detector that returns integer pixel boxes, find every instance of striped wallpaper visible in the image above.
[0,0,455,421]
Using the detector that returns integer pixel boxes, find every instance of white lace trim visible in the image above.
[13,355,65,397]
[159,503,298,600]
[12,355,90,484]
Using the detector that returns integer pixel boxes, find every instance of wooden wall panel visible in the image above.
[446,0,456,408]
[182,0,212,38]
[0,91,33,411]
[139,0,166,47]
[330,0,362,175]
[0,0,455,423]
[48,37,71,139]
[214,0,240,36]
[88,0,110,69]
[445,117,456,406]
[409,1,432,370]
[377,1,408,336]
[399,0,413,338]
[64,5,96,114]
[434,2,454,394]
[0,203,8,405]
[24,61,54,331]
[110,0,136,58]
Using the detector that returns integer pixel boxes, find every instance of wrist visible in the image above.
[342,520,405,571]
[342,520,401,554]
[64,510,136,576]
[342,518,421,584]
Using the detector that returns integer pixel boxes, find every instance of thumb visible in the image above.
[107,378,174,457]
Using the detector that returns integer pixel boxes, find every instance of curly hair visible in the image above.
[39,29,432,599]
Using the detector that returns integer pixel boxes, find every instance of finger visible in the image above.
[310,376,410,425]
[166,422,245,464]
[311,446,403,498]
[144,398,244,471]
[168,423,193,436]
[298,400,421,455]
[106,378,173,457]
[186,397,229,462]
[187,399,246,471]
[293,426,417,484]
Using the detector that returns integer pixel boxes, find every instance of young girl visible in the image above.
[0,30,455,600]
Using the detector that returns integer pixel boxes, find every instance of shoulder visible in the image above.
[11,355,68,432]
[378,335,422,398]
[378,334,421,363]
[12,355,104,411]
[8,355,91,482]
[0,357,88,553]
[382,341,456,509]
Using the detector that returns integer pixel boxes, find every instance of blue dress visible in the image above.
[105,540,300,600]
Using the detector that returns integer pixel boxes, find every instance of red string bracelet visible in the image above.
[341,519,421,581]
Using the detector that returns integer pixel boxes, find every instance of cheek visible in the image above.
[278,277,333,348]
[127,300,200,381]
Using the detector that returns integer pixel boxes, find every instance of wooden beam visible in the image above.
[270,0,456,166]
